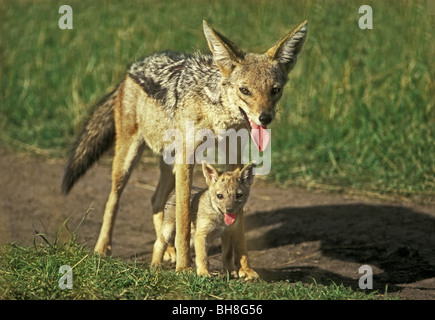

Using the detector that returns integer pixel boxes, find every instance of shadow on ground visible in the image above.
[241,204,435,293]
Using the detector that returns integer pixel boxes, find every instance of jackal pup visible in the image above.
[152,162,257,279]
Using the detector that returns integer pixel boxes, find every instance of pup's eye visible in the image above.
[217,194,223,199]
[271,87,281,95]
[239,87,251,95]
[236,193,243,199]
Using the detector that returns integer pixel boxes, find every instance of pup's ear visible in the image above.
[202,161,220,186]
[203,20,245,76]
[265,20,308,73]
[240,162,255,187]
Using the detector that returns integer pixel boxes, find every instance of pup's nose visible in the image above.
[259,112,273,126]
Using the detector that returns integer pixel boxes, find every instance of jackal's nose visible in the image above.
[259,112,273,126]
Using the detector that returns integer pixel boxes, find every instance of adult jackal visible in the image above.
[62,20,307,271]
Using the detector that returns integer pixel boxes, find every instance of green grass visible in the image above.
[1,0,434,198]
[0,213,394,300]
[0,236,386,300]
[271,1,435,198]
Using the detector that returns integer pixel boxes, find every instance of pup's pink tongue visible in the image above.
[224,213,237,226]
[249,120,270,152]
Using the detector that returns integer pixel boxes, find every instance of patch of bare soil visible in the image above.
[1,147,434,299]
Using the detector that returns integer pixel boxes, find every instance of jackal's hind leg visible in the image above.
[94,134,145,256]
[151,156,176,262]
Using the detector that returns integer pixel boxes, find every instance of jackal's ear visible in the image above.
[240,162,255,186]
[203,20,245,76]
[202,161,220,186]
[266,20,308,73]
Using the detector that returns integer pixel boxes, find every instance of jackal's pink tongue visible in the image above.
[249,120,270,152]
[224,213,237,226]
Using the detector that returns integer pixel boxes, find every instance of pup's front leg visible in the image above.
[175,163,193,271]
[231,212,258,280]
[194,231,210,276]
[221,230,235,274]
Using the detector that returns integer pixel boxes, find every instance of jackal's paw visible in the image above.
[163,246,177,263]
[238,268,259,281]
[150,260,162,268]
[94,243,112,256]
[196,267,210,277]
[175,267,195,275]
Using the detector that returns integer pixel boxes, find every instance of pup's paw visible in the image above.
[163,246,177,263]
[238,268,259,281]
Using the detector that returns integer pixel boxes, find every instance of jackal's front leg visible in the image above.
[174,163,193,271]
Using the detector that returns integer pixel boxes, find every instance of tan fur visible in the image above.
[152,162,257,280]
[62,20,308,272]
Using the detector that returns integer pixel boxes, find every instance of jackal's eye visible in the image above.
[217,194,223,199]
[271,87,281,95]
[239,87,251,96]
[236,193,243,199]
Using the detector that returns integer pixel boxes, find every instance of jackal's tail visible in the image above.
[61,84,121,194]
